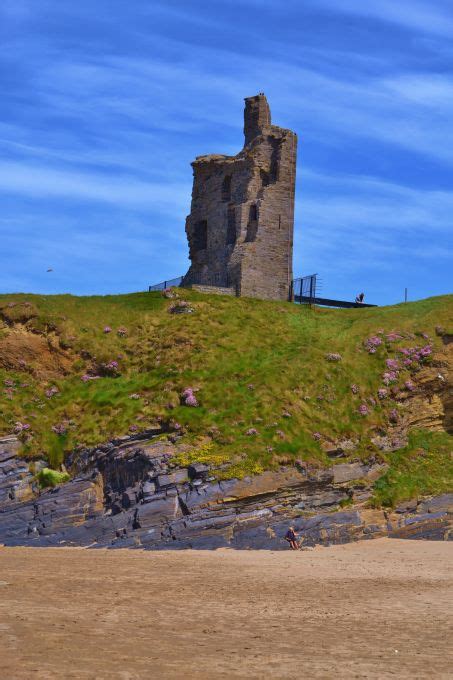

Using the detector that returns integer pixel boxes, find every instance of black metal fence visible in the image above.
[148,272,376,307]
[148,272,231,291]
[291,274,319,304]
[148,276,183,292]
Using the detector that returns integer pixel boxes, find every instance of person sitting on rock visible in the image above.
[285,526,299,550]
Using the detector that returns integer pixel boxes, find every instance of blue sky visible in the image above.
[1,0,452,304]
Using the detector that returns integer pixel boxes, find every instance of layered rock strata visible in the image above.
[1,435,451,550]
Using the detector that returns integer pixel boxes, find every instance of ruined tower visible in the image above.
[182,93,297,301]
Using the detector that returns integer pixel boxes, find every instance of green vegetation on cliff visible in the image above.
[0,290,452,505]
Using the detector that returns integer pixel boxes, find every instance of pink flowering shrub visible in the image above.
[382,371,398,385]
[405,380,415,391]
[101,360,119,376]
[350,384,359,394]
[378,388,388,399]
[364,336,382,354]
[14,421,30,433]
[52,422,68,436]
[103,326,112,334]
[399,345,432,365]
[358,404,369,416]
[182,388,198,407]
[325,353,342,362]
[386,358,399,370]
[389,409,398,424]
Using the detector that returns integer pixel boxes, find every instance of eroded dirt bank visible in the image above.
[0,539,452,679]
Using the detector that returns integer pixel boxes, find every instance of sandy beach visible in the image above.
[0,538,452,679]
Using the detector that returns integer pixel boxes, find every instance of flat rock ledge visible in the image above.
[1,435,451,550]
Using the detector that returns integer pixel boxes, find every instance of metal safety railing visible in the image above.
[148,276,183,292]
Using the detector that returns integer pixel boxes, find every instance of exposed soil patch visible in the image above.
[0,328,72,378]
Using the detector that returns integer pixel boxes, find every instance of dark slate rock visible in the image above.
[156,470,188,488]
[418,494,453,514]
[188,463,210,480]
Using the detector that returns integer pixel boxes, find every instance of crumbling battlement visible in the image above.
[183,94,297,301]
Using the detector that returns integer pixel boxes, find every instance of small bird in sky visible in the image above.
[46,268,53,272]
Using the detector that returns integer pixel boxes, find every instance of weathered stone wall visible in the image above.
[190,284,236,296]
[183,94,297,301]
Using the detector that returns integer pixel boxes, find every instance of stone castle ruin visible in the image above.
[182,94,297,301]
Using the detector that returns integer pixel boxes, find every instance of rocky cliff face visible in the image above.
[1,433,451,550]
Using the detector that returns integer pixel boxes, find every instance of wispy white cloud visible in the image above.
[0,161,190,216]
[308,0,453,38]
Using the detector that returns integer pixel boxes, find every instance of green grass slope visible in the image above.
[0,290,452,506]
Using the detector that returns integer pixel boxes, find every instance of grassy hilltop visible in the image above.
[0,290,452,506]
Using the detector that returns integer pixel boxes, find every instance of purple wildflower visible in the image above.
[14,421,30,433]
[388,409,398,424]
[405,380,415,391]
[117,327,127,337]
[325,353,342,362]
[45,386,59,398]
[184,391,199,407]
[358,404,369,416]
[378,388,388,399]
[129,424,138,432]
[364,335,383,353]
[386,332,403,342]
[246,427,258,436]
[382,371,398,386]
[312,432,322,440]
[103,326,112,334]
[52,422,68,436]
[350,384,359,394]
[386,358,399,370]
